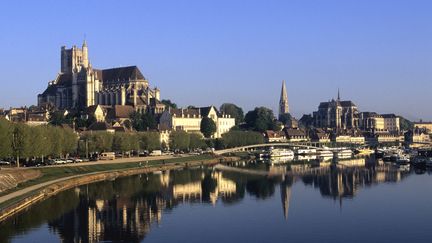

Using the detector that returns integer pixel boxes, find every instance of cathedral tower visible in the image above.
[279,80,289,116]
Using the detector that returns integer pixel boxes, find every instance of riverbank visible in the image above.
[0,154,240,222]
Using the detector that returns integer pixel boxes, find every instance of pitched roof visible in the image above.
[318,100,357,109]
[340,101,356,107]
[41,84,57,96]
[381,114,397,118]
[101,66,145,83]
[111,105,134,119]
[169,108,200,117]
[56,73,72,86]
[199,106,220,117]
[285,128,307,137]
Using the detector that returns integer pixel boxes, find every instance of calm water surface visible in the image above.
[1,158,432,243]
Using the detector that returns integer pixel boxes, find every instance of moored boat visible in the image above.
[269,147,294,158]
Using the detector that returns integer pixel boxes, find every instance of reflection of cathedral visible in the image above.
[301,160,404,201]
[280,177,294,220]
[38,165,409,243]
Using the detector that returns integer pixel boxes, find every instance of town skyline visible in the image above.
[0,1,431,120]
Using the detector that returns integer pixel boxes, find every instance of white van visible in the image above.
[150,150,162,156]
[100,152,115,160]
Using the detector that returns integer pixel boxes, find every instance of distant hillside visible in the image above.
[398,116,414,130]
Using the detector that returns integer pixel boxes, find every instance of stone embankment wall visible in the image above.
[0,156,240,222]
[0,170,41,193]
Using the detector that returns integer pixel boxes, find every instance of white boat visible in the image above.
[269,148,294,158]
[297,148,317,155]
[336,149,353,159]
[318,150,333,157]
[396,155,410,165]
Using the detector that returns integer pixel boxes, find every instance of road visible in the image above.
[0,154,189,171]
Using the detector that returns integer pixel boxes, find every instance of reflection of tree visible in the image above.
[48,181,169,243]
[246,178,277,199]
[0,190,79,243]
[1,164,412,242]
[201,174,218,203]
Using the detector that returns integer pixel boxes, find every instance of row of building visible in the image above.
[278,82,431,145]
[264,127,406,145]
[24,41,236,139]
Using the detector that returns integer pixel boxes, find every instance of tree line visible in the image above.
[0,118,77,166]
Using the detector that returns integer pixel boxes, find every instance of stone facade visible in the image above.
[313,91,359,130]
[382,114,400,132]
[159,106,235,138]
[358,112,385,131]
[38,41,164,114]
[414,122,432,133]
[279,80,289,117]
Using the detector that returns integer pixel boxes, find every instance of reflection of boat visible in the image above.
[336,149,353,159]
[375,149,385,158]
[396,163,410,171]
[297,155,317,161]
[269,148,294,158]
[268,156,294,164]
[412,156,427,166]
[396,155,410,165]
[426,158,432,167]
[297,149,317,155]
[317,150,333,161]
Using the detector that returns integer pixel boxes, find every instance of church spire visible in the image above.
[337,88,340,101]
[279,80,289,116]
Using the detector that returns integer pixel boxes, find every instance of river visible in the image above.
[1,157,432,243]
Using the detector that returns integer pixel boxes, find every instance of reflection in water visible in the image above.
[0,158,415,242]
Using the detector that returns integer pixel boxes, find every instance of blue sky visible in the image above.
[0,0,431,120]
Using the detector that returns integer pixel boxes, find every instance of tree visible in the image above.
[200,117,216,138]
[28,126,51,162]
[245,107,278,132]
[0,118,12,159]
[222,131,264,148]
[49,126,65,158]
[112,133,131,154]
[139,132,160,151]
[130,112,157,131]
[220,103,244,125]
[130,111,144,131]
[49,111,72,126]
[161,99,177,109]
[169,131,190,151]
[189,133,206,150]
[61,127,78,157]
[11,123,30,167]
[142,113,157,130]
[399,116,414,131]
[278,113,292,125]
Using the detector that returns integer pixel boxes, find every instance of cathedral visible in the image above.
[313,90,359,130]
[38,41,164,113]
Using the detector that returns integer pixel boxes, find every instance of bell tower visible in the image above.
[279,80,290,116]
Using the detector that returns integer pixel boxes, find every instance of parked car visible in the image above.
[0,161,11,165]
[74,158,83,163]
[54,159,66,164]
